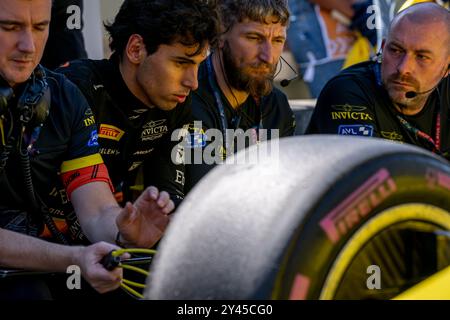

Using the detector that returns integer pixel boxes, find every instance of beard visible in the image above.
[383,72,422,107]
[221,40,275,97]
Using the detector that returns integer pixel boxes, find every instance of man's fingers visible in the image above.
[157,191,170,208]
[146,186,159,201]
[162,199,175,215]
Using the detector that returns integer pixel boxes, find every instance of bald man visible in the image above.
[306,2,450,159]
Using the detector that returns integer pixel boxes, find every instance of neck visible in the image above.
[118,59,153,108]
[212,51,249,109]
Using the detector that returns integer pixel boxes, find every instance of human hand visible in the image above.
[75,242,128,293]
[116,186,173,248]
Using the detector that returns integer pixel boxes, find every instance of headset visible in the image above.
[0,64,51,129]
[279,56,301,87]
[0,65,54,241]
[17,65,51,128]
[373,48,449,99]
[404,64,450,99]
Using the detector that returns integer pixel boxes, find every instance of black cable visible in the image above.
[19,125,69,244]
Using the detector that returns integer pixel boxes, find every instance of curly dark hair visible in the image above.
[105,0,219,58]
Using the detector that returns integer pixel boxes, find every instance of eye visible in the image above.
[1,24,19,32]
[416,54,430,61]
[389,47,401,54]
[34,25,48,32]
[246,35,260,42]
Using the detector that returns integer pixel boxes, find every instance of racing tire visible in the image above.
[145,135,450,299]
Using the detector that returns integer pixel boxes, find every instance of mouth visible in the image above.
[390,81,414,90]
[174,94,188,103]
[12,59,33,66]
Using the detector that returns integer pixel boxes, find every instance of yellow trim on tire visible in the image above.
[319,203,450,300]
[394,265,450,300]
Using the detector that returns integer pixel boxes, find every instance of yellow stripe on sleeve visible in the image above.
[60,153,104,173]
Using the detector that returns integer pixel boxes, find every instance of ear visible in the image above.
[125,34,147,65]
[381,39,386,51]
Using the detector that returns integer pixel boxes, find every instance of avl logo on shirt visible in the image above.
[338,125,374,137]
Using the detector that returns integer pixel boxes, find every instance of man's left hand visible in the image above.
[116,186,174,248]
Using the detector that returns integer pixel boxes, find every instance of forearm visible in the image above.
[0,228,82,272]
[77,203,120,244]
[71,182,120,244]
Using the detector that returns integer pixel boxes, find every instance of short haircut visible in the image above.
[218,0,290,34]
[105,0,219,59]
[389,2,450,47]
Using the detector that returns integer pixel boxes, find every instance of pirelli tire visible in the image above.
[145,135,450,300]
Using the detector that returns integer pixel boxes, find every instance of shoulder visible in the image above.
[322,61,376,93]
[45,67,91,115]
[56,59,108,92]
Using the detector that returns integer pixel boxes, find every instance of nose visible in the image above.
[396,53,414,76]
[17,29,36,54]
[258,40,274,64]
[181,66,199,91]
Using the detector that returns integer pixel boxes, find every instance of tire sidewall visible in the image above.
[274,153,450,299]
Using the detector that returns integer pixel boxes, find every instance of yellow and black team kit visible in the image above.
[58,58,191,206]
[306,61,450,159]
[0,68,110,243]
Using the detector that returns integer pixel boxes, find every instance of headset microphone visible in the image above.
[279,55,300,87]
[280,75,300,87]
[405,86,437,99]
[405,64,449,99]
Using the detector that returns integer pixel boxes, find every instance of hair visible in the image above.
[390,2,450,51]
[105,0,219,59]
[218,0,290,34]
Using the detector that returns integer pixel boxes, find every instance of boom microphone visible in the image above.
[280,75,300,87]
[405,86,437,99]
[405,64,450,99]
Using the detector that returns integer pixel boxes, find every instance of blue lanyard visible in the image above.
[206,56,263,152]
[206,57,233,151]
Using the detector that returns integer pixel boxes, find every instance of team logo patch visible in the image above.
[88,130,99,147]
[99,124,125,141]
[141,119,168,141]
[83,116,96,127]
[128,162,143,172]
[331,104,367,112]
[186,132,207,148]
[338,125,374,137]
[381,131,403,141]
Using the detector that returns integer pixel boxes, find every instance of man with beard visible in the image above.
[181,0,296,193]
[306,2,450,160]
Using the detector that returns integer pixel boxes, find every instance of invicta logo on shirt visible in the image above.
[141,120,168,141]
[99,124,125,141]
[331,104,373,121]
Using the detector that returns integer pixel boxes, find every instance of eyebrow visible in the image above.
[0,19,50,27]
[389,41,434,56]
[172,56,199,64]
[245,31,286,41]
